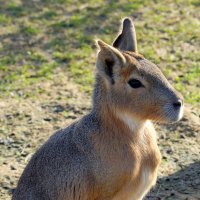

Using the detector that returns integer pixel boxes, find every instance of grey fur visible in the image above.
[12,18,183,200]
[113,18,138,52]
[13,115,99,200]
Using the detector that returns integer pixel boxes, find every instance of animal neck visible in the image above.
[92,75,148,137]
[117,112,148,133]
[92,74,108,110]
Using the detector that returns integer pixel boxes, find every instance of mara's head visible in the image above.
[95,18,184,123]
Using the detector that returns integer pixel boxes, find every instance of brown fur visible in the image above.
[13,18,183,200]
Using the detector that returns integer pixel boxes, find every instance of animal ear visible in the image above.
[113,18,138,53]
[96,40,126,84]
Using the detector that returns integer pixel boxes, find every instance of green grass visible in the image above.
[0,14,12,24]
[20,24,41,36]
[6,3,27,17]
[0,0,199,106]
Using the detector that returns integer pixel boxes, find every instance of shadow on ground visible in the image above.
[146,161,200,200]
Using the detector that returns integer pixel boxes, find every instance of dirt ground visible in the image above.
[0,70,199,200]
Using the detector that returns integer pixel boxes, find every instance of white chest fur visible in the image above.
[112,167,155,200]
[134,167,154,200]
[113,113,158,200]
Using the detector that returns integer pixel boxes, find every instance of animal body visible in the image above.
[13,18,184,200]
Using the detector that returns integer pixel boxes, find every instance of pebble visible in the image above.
[10,165,16,170]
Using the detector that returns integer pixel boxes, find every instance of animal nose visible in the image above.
[173,100,182,109]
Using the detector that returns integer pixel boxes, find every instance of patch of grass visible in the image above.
[184,65,200,82]
[0,0,199,109]
[27,51,48,63]
[46,37,67,51]
[53,52,70,63]
[0,54,17,65]
[69,59,94,93]
[51,20,70,30]
[52,44,94,92]
[0,14,11,24]
[40,10,57,19]
[0,62,57,98]
[35,63,57,78]
[20,24,40,36]
[191,0,200,6]
[42,0,73,3]
[174,64,200,104]
[6,3,26,17]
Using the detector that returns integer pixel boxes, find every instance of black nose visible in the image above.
[173,100,182,109]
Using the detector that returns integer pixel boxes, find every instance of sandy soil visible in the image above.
[0,72,199,200]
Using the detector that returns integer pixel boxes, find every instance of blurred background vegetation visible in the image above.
[0,0,199,106]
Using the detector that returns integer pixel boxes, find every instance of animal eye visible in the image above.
[128,79,144,88]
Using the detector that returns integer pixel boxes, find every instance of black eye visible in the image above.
[128,79,144,88]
